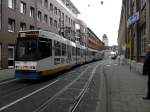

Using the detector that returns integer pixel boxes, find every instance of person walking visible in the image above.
[143,44,150,100]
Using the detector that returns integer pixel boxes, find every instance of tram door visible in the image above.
[8,46,14,68]
[67,45,71,63]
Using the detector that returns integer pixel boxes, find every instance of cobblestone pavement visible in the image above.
[103,61,150,112]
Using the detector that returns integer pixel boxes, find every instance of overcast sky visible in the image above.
[71,0,122,46]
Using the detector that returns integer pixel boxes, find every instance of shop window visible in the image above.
[30,25,34,30]
[20,22,26,31]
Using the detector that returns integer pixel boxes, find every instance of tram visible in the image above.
[15,30,103,80]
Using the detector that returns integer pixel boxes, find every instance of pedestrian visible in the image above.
[117,55,120,64]
[143,44,150,100]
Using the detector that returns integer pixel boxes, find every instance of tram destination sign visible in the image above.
[19,31,39,38]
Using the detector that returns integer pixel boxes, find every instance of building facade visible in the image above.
[0,0,79,68]
[0,0,104,69]
[87,28,104,51]
[118,0,150,62]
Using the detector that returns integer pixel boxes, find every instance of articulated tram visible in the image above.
[15,30,103,80]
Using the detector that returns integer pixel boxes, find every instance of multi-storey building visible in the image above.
[87,28,104,51]
[0,0,80,68]
[118,0,149,62]
[0,0,104,69]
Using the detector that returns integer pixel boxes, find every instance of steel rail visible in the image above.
[70,62,101,112]
[33,65,92,112]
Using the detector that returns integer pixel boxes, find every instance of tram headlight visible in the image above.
[32,66,36,69]
[30,66,36,70]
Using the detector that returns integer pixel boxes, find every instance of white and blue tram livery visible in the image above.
[15,30,103,80]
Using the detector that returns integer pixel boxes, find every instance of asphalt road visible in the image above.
[0,61,105,112]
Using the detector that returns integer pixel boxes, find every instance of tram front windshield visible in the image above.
[16,38,38,61]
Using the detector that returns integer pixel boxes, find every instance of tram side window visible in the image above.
[77,48,80,56]
[72,47,76,56]
[62,43,66,56]
[83,49,85,56]
[67,45,71,57]
[38,38,52,59]
[81,49,83,57]
[92,52,95,56]
[54,41,61,56]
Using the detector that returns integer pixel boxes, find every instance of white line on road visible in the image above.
[0,79,59,112]
[0,79,17,86]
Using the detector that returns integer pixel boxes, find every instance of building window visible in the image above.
[44,0,48,8]
[50,17,53,26]
[69,18,70,24]
[20,1,26,14]
[39,0,42,4]
[20,22,26,31]
[30,7,35,18]
[38,11,42,21]
[141,0,146,9]
[44,14,48,23]
[62,12,64,20]
[8,0,15,9]
[140,24,146,55]
[30,25,34,30]
[54,7,57,15]
[58,9,61,17]
[66,16,68,22]
[50,3,53,11]
[54,20,57,28]
[8,18,15,32]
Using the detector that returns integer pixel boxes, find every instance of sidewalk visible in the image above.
[104,62,150,112]
[0,69,15,82]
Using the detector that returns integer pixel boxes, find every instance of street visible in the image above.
[0,59,150,112]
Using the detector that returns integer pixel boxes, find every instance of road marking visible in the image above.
[0,79,58,111]
[106,65,111,66]
[0,79,17,86]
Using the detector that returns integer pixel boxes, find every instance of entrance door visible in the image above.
[8,46,14,68]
